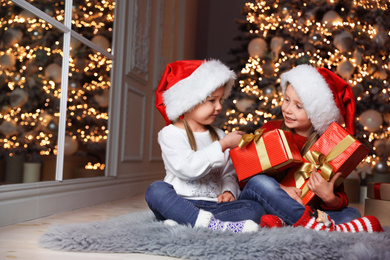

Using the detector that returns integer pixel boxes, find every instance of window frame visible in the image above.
[11,0,115,181]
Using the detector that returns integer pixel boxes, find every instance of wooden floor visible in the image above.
[0,194,176,260]
[0,194,366,260]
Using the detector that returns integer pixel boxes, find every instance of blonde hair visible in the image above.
[183,119,219,151]
[280,121,319,155]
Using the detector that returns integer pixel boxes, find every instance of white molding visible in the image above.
[106,0,127,177]
[0,174,162,227]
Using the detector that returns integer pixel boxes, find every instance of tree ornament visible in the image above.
[44,63,62,83]
[309,32,322,46]
[47,121,58,132]
[270,37,284,61]
[91,35,110,51]
[373,24,388,46]
[297,54,310,65]
[29,27,44,41]
[262,85,276,98]
[94,89,110,108]
[336,60,354,79]
[248,38,268,58]
[351,84,363,99]
[0,120,19,136]
[374,140,387,156]
[373,160,389,174]
[280,2,292,15]
[69,80,81,89]
[71,37,82,50]
[359,110,383,132]
[43,6,54,16]
[10,89,29,108]
[35,49,48,63]
[333,31,353,53]
[353,48,363,66]
[3,28,23,47]
[1,105,11,114]
[347,10,358,23]
[235,98,255,112]
[322,10,343,27]
[64,135,79,156]
[0,53,16,69]
[19,9,35,20]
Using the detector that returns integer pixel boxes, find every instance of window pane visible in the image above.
[0,4,62,183]
[25,0,65,23]
[72,0,115,49]
[62,38,111,180]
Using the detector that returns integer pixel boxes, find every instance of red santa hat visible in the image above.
[280,64,356,135]
[156,60,236,125]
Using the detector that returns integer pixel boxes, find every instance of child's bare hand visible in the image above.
[218,191,235,203]
[219,131,244,151]
[280,184,303,205]
[307,170,342,207]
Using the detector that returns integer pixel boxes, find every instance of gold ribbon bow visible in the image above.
[295,134,357,199]
[238,128,265,148]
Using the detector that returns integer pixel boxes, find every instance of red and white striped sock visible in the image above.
[293,206,384,233]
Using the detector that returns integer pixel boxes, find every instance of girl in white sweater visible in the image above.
[145,60,264,233]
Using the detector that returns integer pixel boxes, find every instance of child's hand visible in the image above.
[280,184,304,205]
[219,131,244,152]
[218,191,235,203]
[307,170,342,208]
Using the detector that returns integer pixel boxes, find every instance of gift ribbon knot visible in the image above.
[297,150,334,182]
[238,128,264,148]
[294,134,357,199]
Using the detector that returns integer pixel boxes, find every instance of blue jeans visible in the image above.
[145,181,265,226]
[240,175,361,225]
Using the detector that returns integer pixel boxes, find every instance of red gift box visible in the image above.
[230,129,302,182]
[367,182,390,201]
[280,122,370,205]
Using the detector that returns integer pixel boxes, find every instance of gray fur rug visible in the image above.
[40,211,390,260]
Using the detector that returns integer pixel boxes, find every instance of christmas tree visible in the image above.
[221,0,389,176]
[0,0,114,181]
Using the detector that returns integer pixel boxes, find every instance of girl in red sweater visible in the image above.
[239,64,383,232]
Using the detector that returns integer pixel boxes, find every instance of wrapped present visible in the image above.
[280,122,370,205]
[365,198,390,226]
[367,182,390,201]
[230,129,302,182]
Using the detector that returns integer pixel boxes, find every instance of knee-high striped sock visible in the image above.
[293,206,384,233]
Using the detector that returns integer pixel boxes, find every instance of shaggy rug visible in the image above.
[40,211,390,260]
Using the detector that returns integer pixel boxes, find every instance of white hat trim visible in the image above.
[163,60,236,122]
[280,64,343,135]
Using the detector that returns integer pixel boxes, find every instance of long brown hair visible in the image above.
[280,121,319,156]
[183,119,220,151]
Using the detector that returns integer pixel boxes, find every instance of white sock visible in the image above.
[194,209,258,233]
[163,219,179,226]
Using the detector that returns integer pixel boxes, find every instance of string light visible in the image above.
[0,1,115,171]
[223,0,389,171]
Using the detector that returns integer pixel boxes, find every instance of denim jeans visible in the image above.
[240,174,361,225]
[145,181,265,227]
